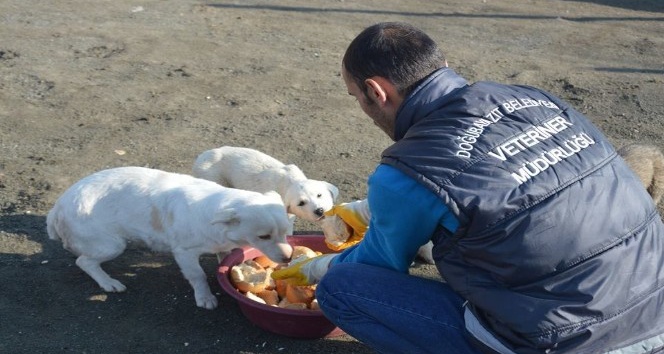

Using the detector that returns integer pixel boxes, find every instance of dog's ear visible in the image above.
[284,201,294,214]
[282,186,299,214]
[326,182,339,201]
[283,164,306,178]
[211,208,240,226]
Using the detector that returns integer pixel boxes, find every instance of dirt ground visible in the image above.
[1,0,662,353]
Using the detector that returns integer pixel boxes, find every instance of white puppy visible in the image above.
[46,166,293,310]
[192,146,339,233]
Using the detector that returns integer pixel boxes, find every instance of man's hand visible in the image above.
[321,199,371,251]
[271,254,337,286]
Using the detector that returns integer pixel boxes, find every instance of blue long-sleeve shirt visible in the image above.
[331,164,459,272]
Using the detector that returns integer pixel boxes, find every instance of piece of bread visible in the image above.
[245,291,266,305]
[285,283,316,306]
[292,245,318,259]
[275,278,289,299]
[230,259,272,293]
[256,289,279,306]
[277,297,308,310]
[253,255,279,269]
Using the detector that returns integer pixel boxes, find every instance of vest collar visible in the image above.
[394,68,469,141]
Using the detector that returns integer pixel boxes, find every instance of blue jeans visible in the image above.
[316,262,483,354]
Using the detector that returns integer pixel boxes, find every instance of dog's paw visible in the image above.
[196,293,218,310]
[100,279,127,292]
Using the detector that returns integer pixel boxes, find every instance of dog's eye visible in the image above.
[258,235,271,240]
[298,201,306,206]
[317,193,322,198]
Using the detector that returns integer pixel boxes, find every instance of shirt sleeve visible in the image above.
[332,164,458,272]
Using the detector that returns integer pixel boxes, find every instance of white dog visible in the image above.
[46,166,293,310]
[192,146,339,234]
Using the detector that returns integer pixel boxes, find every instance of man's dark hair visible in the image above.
[343,22,446,97]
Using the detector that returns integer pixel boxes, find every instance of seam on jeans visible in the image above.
[322,290,464,331]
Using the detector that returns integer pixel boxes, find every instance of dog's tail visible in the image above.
[192,148,223,181]
[45,208,61,241]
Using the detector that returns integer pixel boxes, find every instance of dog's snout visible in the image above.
[314,207,325,217]
[281,244,294,263]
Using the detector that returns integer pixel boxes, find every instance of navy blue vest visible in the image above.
[382,68,664,353]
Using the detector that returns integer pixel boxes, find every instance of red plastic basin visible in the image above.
[217,235,344,339]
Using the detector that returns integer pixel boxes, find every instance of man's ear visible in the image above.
[365,77,398,106]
